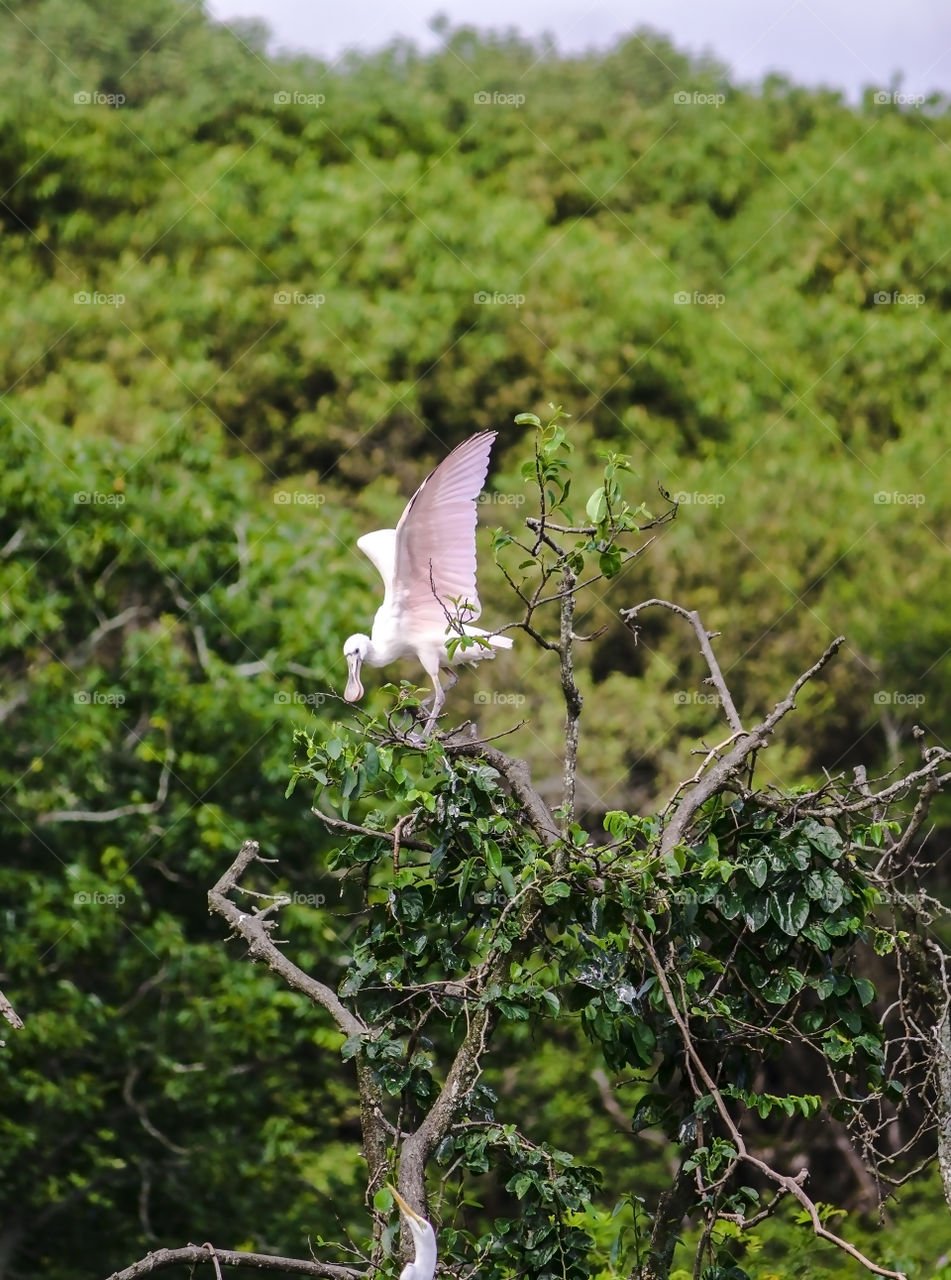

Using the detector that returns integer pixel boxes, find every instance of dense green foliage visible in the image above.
[2,0,949,797]
[1,2,949,1278]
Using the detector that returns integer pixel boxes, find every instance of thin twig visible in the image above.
[312,806,432,852]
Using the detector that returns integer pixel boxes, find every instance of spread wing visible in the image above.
[389,431,496,635]
[356,528,397,597]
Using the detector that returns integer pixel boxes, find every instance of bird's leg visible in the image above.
[421,675,446,739]
[420,667,457,715]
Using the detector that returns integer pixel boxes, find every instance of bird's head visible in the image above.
[342,633,370,702]
[387,1186,437,1272]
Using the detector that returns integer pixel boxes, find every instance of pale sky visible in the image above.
[206,0,951,100]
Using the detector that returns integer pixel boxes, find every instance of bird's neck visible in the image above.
[364,638,388,667]
[403,1229,437,1280]
[366,630,415,666]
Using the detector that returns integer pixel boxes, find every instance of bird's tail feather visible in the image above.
[462,625,514,651]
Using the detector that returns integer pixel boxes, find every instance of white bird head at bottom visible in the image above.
[342,633,370,702]
[387,1186,438,1280]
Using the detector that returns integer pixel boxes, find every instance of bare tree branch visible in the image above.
[658,636,845,857]
[620,599,744,734]
[927,940,951,1212]
[398,1002,492,1220]
[208,841,389,1195]
[208,843,362,1031]
[103,1244,364,1279]
[0,988,23,1031]
[747,755,951,823]
[39,730,173,826]
[443,741,560,847]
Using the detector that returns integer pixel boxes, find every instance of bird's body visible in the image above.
[343,432,512,736]
[388,1186,437,1280]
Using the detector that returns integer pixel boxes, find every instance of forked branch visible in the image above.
[656,634,845,856]
[208,841,388,1195]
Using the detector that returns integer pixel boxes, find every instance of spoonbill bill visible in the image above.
[342,431,512,736]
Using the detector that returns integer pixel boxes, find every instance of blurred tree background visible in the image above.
[0,0,949,1276]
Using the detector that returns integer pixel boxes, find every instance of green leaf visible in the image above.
[499,866,517,898]
[853,977,876,1007]
[801,922,832,950]
[340,1034,362,1061]
[769,893,810,936]
[631,1020,656,1064]
[744,856,768,888]
[599,548,622,578]
[762,975,791,1005]
[542,881,571,903]
[396,888,424,923]
[363,744,380,780]
[742,897,770,931]
[459,859,474,904]
[484,841,503,878]
[586,488,607,523]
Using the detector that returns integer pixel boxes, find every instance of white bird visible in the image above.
[343,431,513,737]
[387,1185,437,1280]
